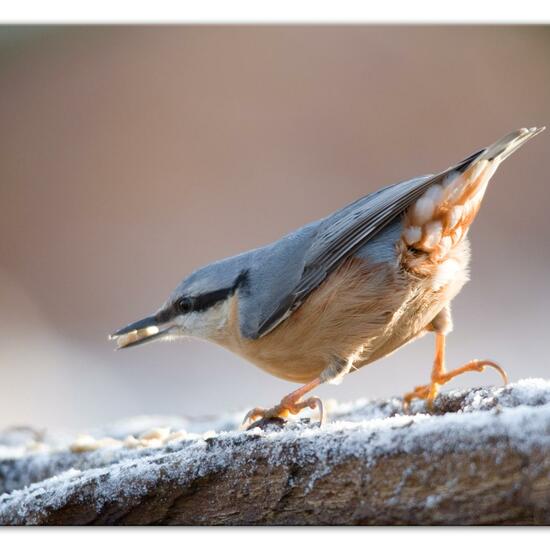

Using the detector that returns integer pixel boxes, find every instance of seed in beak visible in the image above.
[116,326,160,349]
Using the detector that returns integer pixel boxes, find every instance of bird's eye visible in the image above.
[176,297,194,314]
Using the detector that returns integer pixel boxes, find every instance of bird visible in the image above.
[110,127,544,428]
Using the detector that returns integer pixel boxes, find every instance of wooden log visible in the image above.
[1,379,550,525]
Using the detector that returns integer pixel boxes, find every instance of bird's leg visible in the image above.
[242,377,325,429]
[242,355,353,429]
[403,332,446,408]
[403,332,508,411]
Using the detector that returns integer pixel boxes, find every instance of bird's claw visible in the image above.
[241,396,325,430]
[403,384,431,413]
[308,396,326,427]
[403,359,509,413]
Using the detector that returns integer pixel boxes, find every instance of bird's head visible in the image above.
[109,258,248,349]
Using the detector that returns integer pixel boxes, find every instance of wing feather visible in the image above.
[256,148,484,337]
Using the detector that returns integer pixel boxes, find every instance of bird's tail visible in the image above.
[478,127,545,163]
[401,127,544,270]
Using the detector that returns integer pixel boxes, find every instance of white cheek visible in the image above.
[176,300,231,339]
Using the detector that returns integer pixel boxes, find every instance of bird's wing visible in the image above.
[255,149,484,338]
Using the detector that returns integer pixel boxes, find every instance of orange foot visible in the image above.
[404,359,509,412]
[242,377,326,429]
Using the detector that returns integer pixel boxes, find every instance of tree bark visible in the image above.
[1,380,550,525]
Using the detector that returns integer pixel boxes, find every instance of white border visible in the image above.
[1,527,549,547]
[1,0,550,23]
[1,2,548,541]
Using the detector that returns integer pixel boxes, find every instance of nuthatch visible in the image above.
[110,127,544,427]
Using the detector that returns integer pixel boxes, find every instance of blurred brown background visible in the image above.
[1,26,549,430]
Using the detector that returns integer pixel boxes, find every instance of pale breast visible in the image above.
[215,255,402,382]
[213,219,470,384]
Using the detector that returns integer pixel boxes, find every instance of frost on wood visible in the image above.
[1,379,550,525]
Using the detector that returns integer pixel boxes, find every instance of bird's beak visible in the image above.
[108,314,175,349]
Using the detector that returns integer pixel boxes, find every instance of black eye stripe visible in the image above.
[191,287,234,312]
[169,269,249,317]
